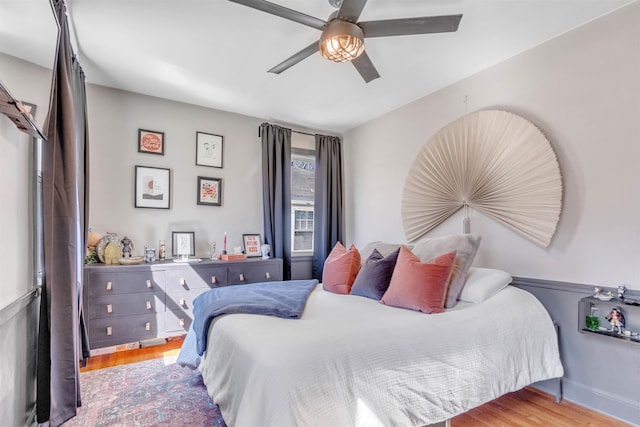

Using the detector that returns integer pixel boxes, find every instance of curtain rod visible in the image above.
[291,130,315,137]
[259,122,339,139]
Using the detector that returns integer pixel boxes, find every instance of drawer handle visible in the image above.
[180,278,186,286]
[179,318,185,327]
[180,298,186,308]
[265,272,270,279]
[106,304,113,314]
[211,275,217,284]
[239,273,245,282]
[106,326,112,336]
[145,322,151,331]
[146,301,152,310]
[146,279,153,288]
[106,281,113,291]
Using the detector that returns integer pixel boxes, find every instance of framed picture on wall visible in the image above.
[138,129,165,155]
[134,165,170,209]
[197,176,222,206]
[196,131,223,168]
[243,234,262,257]
[172,231,195,257]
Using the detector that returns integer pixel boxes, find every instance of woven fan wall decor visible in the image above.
[401,109,563,247]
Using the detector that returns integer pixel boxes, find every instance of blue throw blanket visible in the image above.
[177,279,318,369]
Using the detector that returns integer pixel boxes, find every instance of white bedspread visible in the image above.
[198,284,563,427]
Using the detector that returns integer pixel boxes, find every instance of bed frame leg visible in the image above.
[553,320,563,403]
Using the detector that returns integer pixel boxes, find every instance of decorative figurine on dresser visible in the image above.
[605,308,625,334]
[210,241,219,260]
[120,236,134,258]
[103,238,121,265]
[261,243,271,259]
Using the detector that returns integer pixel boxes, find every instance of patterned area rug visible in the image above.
[66,355,227,426]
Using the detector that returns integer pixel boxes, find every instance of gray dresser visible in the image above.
[83,258,283,350]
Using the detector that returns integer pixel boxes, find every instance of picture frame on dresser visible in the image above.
[138,129,165,155]
[243,234,262,257]
[196,131,223,168]
[172,231,195,257]
[197,176,222,206]
[135,165,170,209]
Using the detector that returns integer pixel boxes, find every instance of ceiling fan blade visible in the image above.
[268,42,319,74]
[229,0,326,30]
[360,14,462,38]
[351,51,380,83]
[337,0,369,22]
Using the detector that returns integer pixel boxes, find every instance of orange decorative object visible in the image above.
[220,254,246,261]
[87,231,103,248]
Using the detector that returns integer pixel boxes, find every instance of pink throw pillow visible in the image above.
[322,242,361,294]
[381,246,456,314]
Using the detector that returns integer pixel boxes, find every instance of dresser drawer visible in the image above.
[87,270,164,297]
[228,262,283,285]
[164,266,228,291]
[88,313,164,348]
[166,309,193,334]
[165,285,211,311]
[88,293,164,319]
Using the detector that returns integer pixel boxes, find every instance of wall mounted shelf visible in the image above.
[578,296,640,345]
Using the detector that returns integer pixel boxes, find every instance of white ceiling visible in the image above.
[1,0,634,133]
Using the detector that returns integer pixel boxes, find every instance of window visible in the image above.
[291,147,315,254]
[293,207,314,252]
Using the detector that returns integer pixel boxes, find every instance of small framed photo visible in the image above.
[138,129,165,155]
[196,131,223,168]
[197,176,222,206]
[243,234,262,257]
[135,165,170,209]
[172,231,195,257]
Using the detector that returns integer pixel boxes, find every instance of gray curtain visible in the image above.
[37,0,90,425]
[260,123,292,279]
[312,134,344,280]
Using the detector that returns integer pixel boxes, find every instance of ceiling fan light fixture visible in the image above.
[319,20,365,63]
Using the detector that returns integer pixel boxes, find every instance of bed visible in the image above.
[183,264,563,427]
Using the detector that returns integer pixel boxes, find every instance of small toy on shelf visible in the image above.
[605,308,625,334]
[617,284,627,300]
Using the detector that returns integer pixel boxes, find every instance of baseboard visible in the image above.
[560,378,640,426]
[140,337,168,348]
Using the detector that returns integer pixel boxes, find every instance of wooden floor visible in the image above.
[81,340,630,426]
[80,337,183,372]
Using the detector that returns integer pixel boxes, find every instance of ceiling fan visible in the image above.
[228,0,462,83]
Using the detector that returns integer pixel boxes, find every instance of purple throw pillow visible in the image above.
[350,248,400,300]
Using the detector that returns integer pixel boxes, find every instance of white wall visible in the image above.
[86,84,268,257]
[0,54,50,309]
[344,2,640,290]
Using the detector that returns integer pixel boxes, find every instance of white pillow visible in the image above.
[458,267,512,303]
